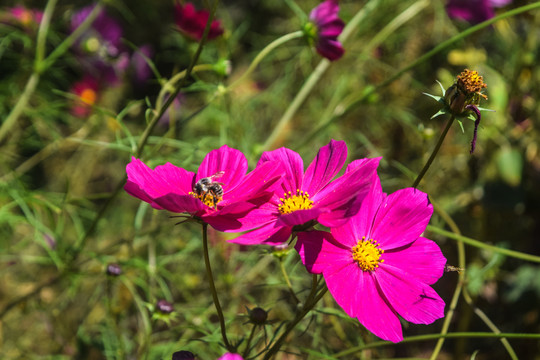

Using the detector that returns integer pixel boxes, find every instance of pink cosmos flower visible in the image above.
[217,354,243,360]
[295,180,446,343]
[125,145,282,232]
[446,0,512,24]
[70,75,99,117]
[230,140,380,246]
[306,0,345,61]
[6,5,43,27]
[174,2,224,41]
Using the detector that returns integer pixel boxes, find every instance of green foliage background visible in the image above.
[1,0,539,359]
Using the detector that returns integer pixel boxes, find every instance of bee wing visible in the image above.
[210,171,225,181]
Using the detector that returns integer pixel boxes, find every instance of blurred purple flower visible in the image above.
[71,5,127,85]
[446,0,512,24]
[305,0,345,61]
[131,44,154,85]
[174,2,224,40]
[217,354,243,360]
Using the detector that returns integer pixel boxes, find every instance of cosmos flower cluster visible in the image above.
[125,140,446,343]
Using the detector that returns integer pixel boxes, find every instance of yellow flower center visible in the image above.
[352,236,384,272]
[189,191,222,209]
[80,88,97,106]
[456,69,488,100]
[278,189,314,215]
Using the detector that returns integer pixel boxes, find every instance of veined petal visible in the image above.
[295,230,350,274]
[331,176,384,246]
[382,237,446,285]
[224,161,283,202]
[312,157,380,210]
[197,145,248,189]
[203,201,259,231]
[229,222,292,245]
[375,263,445,325]
[276,208,325,227]
[316,38,344,61]
[258,147,303,192]
[371,188,433,250]
[126,158,194,197]
[303,139,347,196]
[324,262,403,343]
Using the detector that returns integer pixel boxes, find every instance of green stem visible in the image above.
[334,332,540,357]
[242,324,257,358]
[462,288,518,360]
[261,0,380,152]
[279,256,300,305]
[263,274,323,359]
[202,223,233,351]
[429,201,465,360]
[412,115,455,188]
[227,31,303,92]
[299,1,540,148]
[427,225,540,263]
[0,2,102,144]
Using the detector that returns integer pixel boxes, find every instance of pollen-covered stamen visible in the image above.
[457,69,488,100]
[189,191,223,209]
[278,189,314,215]
[352,236,384,272]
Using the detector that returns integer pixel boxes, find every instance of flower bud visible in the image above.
[156,299,174,314]
[106,263,122,276]
[248,307,268,325]
[172,350,196,360]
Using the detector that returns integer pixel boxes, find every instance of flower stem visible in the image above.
[412,115,455,188]
[279,256,300,305]
[201,223,233,351]
[263,274,324,359]
[227,31,304,92]
[242,324,257,358]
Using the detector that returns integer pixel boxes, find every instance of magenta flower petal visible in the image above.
[197,145,248,189]
[276,208,326,227]
[446,0,496,24]
[303,139,347,196]
[230,222,291,245]
[376,264,445,324]
[371,188,433,250]
[326,262,404,343]
[218,353,243,360]
[174,2,224,41]
[383,237,446,285]
[296,230,349,274]
[125,158,194,199]
[258,147,304,192]
[298,180,445,342]
[224,161,282,203]
[308,0,345,61]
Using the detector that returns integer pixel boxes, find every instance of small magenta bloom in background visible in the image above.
[217,353,243,360]
[69,75,99,117]
[174,2,224,41]
[3,5,43,28]
[303,0,345,61]
[446,0,512,24]
[125,145,283,232]
[231,140,380,246]
[296,179,446,343]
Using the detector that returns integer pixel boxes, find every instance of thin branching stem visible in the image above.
[201,223,233,351]
[412,115,455,188]
[279,256,300,305]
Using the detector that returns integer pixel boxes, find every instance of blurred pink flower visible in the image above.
[125,145,283,231]
[296,180,446,343]
[306,0,345,61]
[174,2,224,40]
[70,76,99,117]
[6,5,43,27]
[446,0,512,24]
[217,354,243,360]
[230,140,380,246]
